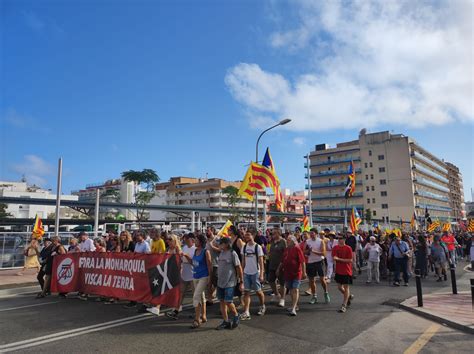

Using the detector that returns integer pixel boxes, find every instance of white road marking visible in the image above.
[0,313,152,353]
[0,301,59,312]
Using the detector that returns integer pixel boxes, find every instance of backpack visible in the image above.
[243,244,260,271]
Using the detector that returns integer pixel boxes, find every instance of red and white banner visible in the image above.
[51,253,181,308]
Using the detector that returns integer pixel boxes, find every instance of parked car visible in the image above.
[0,234,26,268]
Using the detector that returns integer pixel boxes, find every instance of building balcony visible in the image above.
[415,203,452,213]
[412,163,449,184]
[311,181,362,189]
[411,151,448,175]
[413,177,450,193]
[311,168,361,178]
[415,190,449,203]
[312,192,363,200]
[309,157,360,167]
[312,204,364,211]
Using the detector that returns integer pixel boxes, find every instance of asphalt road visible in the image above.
[0,264,472,353]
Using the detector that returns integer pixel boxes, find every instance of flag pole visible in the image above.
[94,188,100,238]
[54,158,63,235]
[344,198,348,231]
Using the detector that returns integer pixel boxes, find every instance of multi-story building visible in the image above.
[0,180,79,219]
[72,178,136,219]
[446,162,465,220]
[307,130,456,223]
[150,177,267,222]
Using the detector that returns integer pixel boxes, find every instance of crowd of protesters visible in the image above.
[27,225,474,330]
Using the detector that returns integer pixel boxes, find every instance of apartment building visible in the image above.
[307,130,457,223]
[446,162,465,220]
[151,177,267,222]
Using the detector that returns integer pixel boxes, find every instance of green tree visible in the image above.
[0,203,12,218]
[365,208,372,224]
[222,185,240,222]
[121,169,160,222]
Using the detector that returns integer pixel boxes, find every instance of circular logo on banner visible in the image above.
[57,257,75,286]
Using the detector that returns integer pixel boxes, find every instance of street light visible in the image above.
[254,118,292,230]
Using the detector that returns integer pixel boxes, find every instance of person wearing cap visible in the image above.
[363,236,382,284]
[278,235,306,316]
[214,236,243,330]
[332,235,354,313]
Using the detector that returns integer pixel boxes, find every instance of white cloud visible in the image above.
[12,155,53,187]
[293,137,306,146]
[3,109,51,133]
[225,1,473,131]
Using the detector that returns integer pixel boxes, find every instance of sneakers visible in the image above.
[257,305,266,316]
[309,296,318,305]
[347,294,354,306]
[288,309,297,316]
[78,294,88,301]
[393,282,400,287]
[240,312,251,321]
[146,307,161,316]
[304,290,312,296]
[403,282,409,287]
[339,305,347,313]
[231,315,240,329]
[278,299,285,307]
[324,292,330,304]
[215,321,231,330]
[166,310,179,320]
[104,299,115,305]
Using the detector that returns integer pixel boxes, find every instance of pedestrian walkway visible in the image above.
[400,292,473,334]
[0,269,38,289]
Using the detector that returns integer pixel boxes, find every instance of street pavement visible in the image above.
[0,264,472,353]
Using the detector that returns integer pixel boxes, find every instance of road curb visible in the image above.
[0,285,40,298]
[398,303,474,335]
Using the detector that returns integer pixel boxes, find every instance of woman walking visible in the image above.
[191,233,212,329]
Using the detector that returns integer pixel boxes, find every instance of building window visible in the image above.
[364,163,368,168]
[369,162,373,167]
[380,179,386,185]
[370,174,374,180]
[381,204,388,209]
[365,175,368,180]
[372,198,375,203]
[369,150,372,156]
[367,199,370,204]
[373,210,377,216]
[378,155,385,160]
[381,191,387,196]
[379,167,386,173]
[366,186,370,192]
[371,186,375,191]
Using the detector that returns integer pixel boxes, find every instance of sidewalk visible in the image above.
[0,268,39,290]
[400,292,474,334]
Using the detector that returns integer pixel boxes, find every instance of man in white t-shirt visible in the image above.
[167,233,196,320]
[305,229,330,304]
[364,236,382,283]
[78,232,96,252]
[240,231,265,321]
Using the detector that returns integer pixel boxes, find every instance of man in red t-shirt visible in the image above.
[332,234,354,313]
[441,232,457,265]
[278,235,306,316]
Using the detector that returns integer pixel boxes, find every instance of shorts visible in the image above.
[335,274,353,285]
[216,287,235,303]
[307,261,325,278]
[285,280,301,289]
[210,266,218,287]
[268,269,284,284]
[244,273,262,291]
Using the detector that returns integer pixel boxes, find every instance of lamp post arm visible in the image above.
[255,123,281,163]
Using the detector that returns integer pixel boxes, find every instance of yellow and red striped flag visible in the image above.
[427,220,440,233]
[442,223,451,232]
[350,207,362,234]
[302,205,310,232]
[467,219,474,232]
[32,214,45,239]
[217,220,233,237]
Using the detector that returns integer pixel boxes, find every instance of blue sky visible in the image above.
[1,0,473,201]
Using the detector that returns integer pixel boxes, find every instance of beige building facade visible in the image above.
[308,131,456,223]
[446,162,465,220]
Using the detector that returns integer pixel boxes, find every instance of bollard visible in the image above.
[449,263,457,295]
[415,269,423,307]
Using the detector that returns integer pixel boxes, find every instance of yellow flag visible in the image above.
[217,220,233,237]
[237,164,255,201]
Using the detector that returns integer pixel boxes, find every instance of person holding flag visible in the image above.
[32,214,45,240]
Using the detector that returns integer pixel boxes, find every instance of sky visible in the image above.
[1,0,473,201]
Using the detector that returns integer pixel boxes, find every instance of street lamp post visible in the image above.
[254,118,291,231]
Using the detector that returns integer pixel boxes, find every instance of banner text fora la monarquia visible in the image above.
[51,252,181,308]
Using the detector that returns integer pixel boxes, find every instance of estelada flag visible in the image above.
[302,205,310,232]
[349,207,362,234]
[442,223,451,232]
[217,220,233,237]
[32,214,45,238]
[238,163,255,201]
[467,219,474,232]
[262,148,284,211]
[344,161,356,199]
[427,220,440,233]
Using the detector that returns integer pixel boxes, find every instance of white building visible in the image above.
[0,181,78,219]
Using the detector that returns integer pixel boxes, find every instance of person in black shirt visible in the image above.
[345,232,357,278]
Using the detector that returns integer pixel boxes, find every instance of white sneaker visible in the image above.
[278,299,285,307]
[257,305,266,316]
[146,307,161,316]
